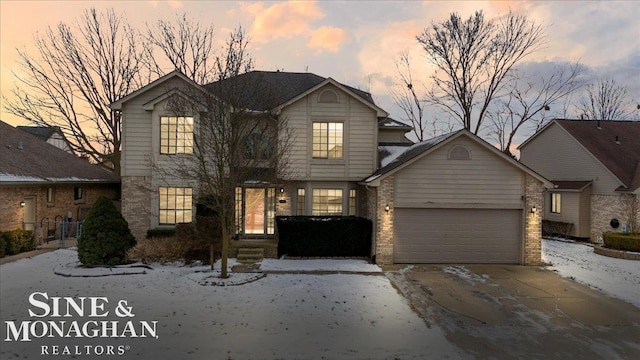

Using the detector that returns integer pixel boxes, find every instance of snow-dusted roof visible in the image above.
[0,120,119,184]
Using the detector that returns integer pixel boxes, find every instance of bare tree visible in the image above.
[488,62,585,156]
[417,10,546,135]
[389,53,428,141]
[3,8,147,173]
[145,14,218,84]
[577,78,634,120]
[154,30,291,278]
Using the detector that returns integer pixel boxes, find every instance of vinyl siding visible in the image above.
[544,191,581,235]
[378,129,410,144]
[395,137,524,209]
[282,84,377,181]
[520,123,622,195]
[121,77,195,177]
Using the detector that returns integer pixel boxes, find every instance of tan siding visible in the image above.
[395,137,524,208]
[281,84,377,181]
[520,124,622,194]
[544,191,581,235]
[379,129,410,143]
[121,77,194,177]
[579,187,592,237]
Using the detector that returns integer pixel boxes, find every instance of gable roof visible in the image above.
[363,129,552,187]
[110,70,202,110]
[204,71,386,115]
[0,121,119,184]
[378,117,412,130]
[520,119,640,191]
[17,126,63,141]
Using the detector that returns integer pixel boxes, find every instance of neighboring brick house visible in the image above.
[0,120,120,242]
[519,119,640,241]
[111,70,549,265]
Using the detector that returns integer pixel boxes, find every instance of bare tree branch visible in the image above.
[577,78,634,120]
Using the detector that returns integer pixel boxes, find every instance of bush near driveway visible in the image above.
[276,216,372,257]
[603,232,640,252]
[78,196,136,266]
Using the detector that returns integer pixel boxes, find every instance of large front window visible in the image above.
[160,116,194,154]
[312,122,343,159]
[235,187,276,235]
[312,189,343,215]
[159,187,193,224]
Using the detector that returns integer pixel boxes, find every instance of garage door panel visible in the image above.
[394,208,521,263]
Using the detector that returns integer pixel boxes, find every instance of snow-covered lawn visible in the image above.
[0,249,463,360]
[542,238,640,307]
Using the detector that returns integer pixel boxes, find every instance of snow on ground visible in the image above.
[542,238,640,307]
[0,249,463,360]
[259,259,381,272]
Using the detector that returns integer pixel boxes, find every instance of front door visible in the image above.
[236,187,276,236]
[23,197,36,231]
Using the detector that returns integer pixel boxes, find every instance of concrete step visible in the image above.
[237,248,264,264]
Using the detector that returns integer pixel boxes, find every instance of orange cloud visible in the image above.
[243,1,324,43]
[307,26,348,54]
[148,1,183,8]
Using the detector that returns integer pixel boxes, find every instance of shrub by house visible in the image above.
[78,196,136,266]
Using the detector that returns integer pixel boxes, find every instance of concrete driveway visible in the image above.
[386,265,640,359]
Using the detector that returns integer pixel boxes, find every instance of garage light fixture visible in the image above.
[19,201,25,207]
[531,206,537,214]
[385,204,390,212]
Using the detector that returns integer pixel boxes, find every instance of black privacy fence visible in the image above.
[276,216,372,258]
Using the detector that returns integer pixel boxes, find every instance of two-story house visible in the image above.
[519,119,640,241]
[111,70,550,265]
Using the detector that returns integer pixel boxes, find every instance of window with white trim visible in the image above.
[46,187,55,203]
[297,188,306,215]
[160,116,194,154]
[348,189,357,216]
[159,187,193,224]
[312,122,343,159]
[551,193,561,214]
[312,189,343,215]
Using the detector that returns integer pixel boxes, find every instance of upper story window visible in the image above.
[160,116,194,154]
[74,187,84,202]
[313,122,343,159]
[46,187,55,204]
[159,187,193,225]
[244,132,274,160]
[551,193,561,214]
[318,89,338,103]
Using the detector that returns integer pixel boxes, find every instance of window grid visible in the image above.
[266,188,276,235]
[74,187,84,201]
[348,189,357,216]
[160,116,194,154]
[159,187,193,225]
[297,188,306,215]
[312,122,343,159]
[312,189,343,216]
[551,193,561,214]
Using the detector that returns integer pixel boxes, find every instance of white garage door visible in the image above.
[394,208,522,263]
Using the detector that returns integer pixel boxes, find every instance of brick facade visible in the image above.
[591,194,639,241]
[121,176,152,242]
[524,174,544,265]
[0,183,120,241]
[374,176,394,265]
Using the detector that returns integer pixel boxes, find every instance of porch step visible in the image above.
[237,248,264,264]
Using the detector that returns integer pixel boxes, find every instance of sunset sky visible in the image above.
[1,0,639,134]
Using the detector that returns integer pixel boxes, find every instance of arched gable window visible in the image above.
[318,89,339,103]
[448,145,471,160]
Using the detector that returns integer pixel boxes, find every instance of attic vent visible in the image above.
[318,89,338,103]
[448,145,470,160]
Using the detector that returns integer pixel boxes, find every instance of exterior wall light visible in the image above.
[531,206,537,214]
[279,187,285,193]
[385,204,390,212]
[20,201,25,207]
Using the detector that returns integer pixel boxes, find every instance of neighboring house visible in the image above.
[0,120,120,241]
[519,119,640,241]
[17,125,73,154]
[111,70,549,265]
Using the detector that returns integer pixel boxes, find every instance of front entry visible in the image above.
[23,197,36,231]
[235,187,276,237]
